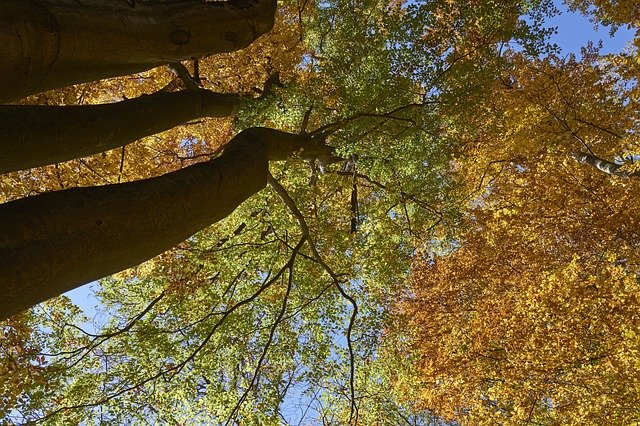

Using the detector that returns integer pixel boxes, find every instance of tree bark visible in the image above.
[570,152,639,178]
[0,89,239,173]
[0,127,333,320]
[0,0,276,103]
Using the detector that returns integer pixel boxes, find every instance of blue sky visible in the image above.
[546,3,635,55]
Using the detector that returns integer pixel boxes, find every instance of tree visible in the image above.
[0,88,240,173]
[0,0,277,103]
[0,127,338,320]
[1,0,538,319]
[0,0,300,320]
[391,46,640,424]
[0,0,579,423]
[565,0,640,36]
[0,312,53,419]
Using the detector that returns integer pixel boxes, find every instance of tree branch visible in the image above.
[266,173,359,424]
[32,240,306,424]
[570,151,639,178]
[168,62,201,90]
[224,245,298,425]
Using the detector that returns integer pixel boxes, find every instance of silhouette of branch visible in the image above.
[267,173,359,424]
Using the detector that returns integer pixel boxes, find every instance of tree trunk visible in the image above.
[570,152,639,178]
[0,89,239,173]
[0,0,276,103]
[0,127,333,320]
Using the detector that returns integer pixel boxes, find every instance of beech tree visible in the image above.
[0,128,339,320]
[0,0,287,320]
[2,0,616,424]
[0,0,543,319]
[0,0,277,103]
[0,88,240,173]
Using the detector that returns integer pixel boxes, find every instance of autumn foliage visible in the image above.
[401,158,640,424]
[1,0,639,423]
[394,46,640,424]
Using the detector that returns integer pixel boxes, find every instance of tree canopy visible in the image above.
[391,15,640,426]
[0,0,638,424]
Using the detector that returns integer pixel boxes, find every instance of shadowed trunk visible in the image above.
[0,0,276,103]
[0,89,239,173]
[0,127,334,320]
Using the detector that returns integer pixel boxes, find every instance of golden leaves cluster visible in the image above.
[392,41,640,426]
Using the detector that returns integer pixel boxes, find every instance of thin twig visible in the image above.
[224,249,297,425]
[332,170,442,217]
[117,146,126,183]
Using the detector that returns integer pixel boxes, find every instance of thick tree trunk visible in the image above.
[0,89,239,173]
[570,152,639,178]
[0,0,276,103]
[0,127,333,320]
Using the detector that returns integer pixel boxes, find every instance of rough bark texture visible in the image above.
[0,89,239,173]
[0,128,334,320]
[570,151,639,178]
[0,0,276,103]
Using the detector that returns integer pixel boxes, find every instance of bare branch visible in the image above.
[332,170,442,218]
[253,72,284,100]
[168,62,202,90]
[301,107,313,134]
[224,248,297,425]
[267,173,359,424]
[32,240,306,424]
[117,146,126,183]
[310,103,427,138]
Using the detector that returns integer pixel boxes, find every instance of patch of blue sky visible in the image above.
[179,136,198,157]
[547,1,635,55]
[62,281,106,335]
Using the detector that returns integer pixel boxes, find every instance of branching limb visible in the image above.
[54,290,167,367]
[332,170,442,218]
[173,238,306,377]
[301,107,313,134]
[168,62,201,90]
[32,240,306,424]
[266,173,359,424]
[224,248,297,425]
[309,103,428,138]
[253,72,283,100]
